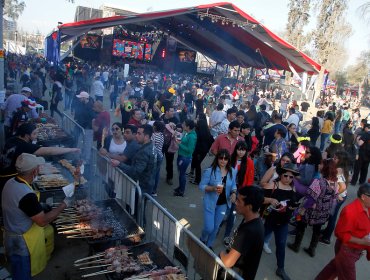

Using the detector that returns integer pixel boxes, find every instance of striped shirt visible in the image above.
[151,132,164,159]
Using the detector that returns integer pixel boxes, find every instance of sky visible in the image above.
[15,0,370,66]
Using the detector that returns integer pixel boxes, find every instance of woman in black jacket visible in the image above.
[189,118,214,184]
[307,117,321,146]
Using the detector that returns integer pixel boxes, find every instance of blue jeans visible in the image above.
[64,90,73,110]
[153,158,163,193]
[334,121,341,134]
[224,203,236,238]
[9,254,32,280]
[320,133,330,151]
[322,197,346,240]
[177,155,192,194]
[186,103,193,115]
[201,203,227,247]
[264,222,289,269]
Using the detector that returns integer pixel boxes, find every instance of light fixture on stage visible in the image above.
[197,11,257,29]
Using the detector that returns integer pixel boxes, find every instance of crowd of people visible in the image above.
[1,53,370,280]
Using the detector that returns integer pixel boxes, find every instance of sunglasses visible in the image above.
[282,174,294,179]
[111,127,121,131]
[218,156,229,161]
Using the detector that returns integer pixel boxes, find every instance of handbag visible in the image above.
[168,135,179,153]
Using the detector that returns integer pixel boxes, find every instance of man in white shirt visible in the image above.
[102,69,110,89]
[2,88,39,139]
[209,103,226,138]
[219,108,237,135]
[285,107,300,127]
[91,75,105,102]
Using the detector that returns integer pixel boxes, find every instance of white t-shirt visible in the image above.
[102,71,109,82]
[109,139,127,154]
[91,80,105,97]
[286,113,300,127]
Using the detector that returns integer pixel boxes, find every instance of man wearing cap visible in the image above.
[2,153,72,279]
[74,91,95,163]
[1,87,38,139]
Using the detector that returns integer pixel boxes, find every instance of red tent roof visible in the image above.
[58,2,321,74]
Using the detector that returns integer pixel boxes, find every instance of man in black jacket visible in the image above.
[112,125,157,194]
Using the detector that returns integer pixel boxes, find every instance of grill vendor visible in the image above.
[1,153,74,280]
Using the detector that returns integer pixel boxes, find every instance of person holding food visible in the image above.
[2,153,73,280]
[0,123,80,204]
[199,149,237,249]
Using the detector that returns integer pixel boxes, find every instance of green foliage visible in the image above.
[346,51,370,84]
[3,0,25,21]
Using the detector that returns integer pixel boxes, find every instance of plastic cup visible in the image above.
[216,183,224,193]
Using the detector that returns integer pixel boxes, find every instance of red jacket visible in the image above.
[235,157,255,188]
[335,199,370,259]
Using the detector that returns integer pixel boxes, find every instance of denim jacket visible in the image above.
[199,166,237,209]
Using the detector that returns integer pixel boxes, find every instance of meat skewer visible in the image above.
[60,229,93,234]
[74,253,105,263]
[74,246,129,263]
[79,263,110,270]
[75,250,131,266]
[81,263,141,278]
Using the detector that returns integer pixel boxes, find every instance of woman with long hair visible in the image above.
[223,141,255,245]
[99,122,126,160]
[342,120,356,158]
[307,117,321,146]
[288,159,338,257]
[260,152,295,254]
[262,163,300,280]
[294,146,322,197]
[189,118,214,185]
[199,149,237,249]
[319,150,351,244]
[246,104,257,128]
[286,123,299,153]
[260,152,295,187]
[324,134,344,159]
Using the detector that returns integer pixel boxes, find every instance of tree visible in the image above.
[285,0,312,50]
[357,2,370,22]
[346,51,370,84]
[3,0,25,21]
[311,0,352,95]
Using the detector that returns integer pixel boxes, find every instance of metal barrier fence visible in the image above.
[61,113,85,149]
[90,147,142,219]
[140,193,243,280]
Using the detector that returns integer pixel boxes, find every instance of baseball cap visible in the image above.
[76,91,89,98]
[21,87,32,93]
[15,153,45,173]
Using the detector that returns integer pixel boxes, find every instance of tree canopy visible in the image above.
[3,0,25,21]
